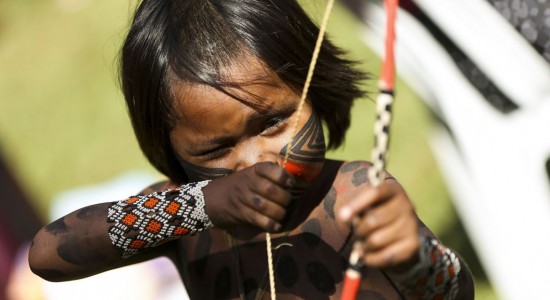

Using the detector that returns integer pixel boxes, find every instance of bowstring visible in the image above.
[281,0,336,167]
[266,1,336,299]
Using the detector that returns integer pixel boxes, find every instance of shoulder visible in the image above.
[333,160,373,187]
[325,160,390,238]
[306,160,376,252]
[333,160,397,187]
[315,159,375,204]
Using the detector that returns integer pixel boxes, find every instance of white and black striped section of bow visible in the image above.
[368,89,394,185]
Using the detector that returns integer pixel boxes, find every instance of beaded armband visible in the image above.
[107,180,213,258]
[391,235,461,300]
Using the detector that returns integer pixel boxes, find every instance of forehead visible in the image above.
[170,66,299,154]
[171,58,296,125]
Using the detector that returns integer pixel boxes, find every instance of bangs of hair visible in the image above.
[120,0,367,182]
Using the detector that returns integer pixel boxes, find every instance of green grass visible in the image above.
[0,0,497,298]
[0,0,152,215]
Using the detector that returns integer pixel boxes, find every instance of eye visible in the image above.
[262,116,289,135]
[197,146,231,160]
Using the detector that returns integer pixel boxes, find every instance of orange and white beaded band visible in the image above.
[391,234,461,300]
[107,180,212,258]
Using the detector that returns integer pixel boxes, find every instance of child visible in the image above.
[29,0,474,299]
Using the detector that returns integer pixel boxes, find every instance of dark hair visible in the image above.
[120,0,367,183]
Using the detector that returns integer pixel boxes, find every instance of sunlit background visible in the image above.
[0,0,498,299]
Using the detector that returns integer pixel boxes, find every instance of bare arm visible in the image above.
[28,181,178,282]
[336,161,475,299]
[29,162,296,282]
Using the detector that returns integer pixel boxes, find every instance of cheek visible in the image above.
[176,154,234,182]
[170,134,234,182]
[278,111,326,185]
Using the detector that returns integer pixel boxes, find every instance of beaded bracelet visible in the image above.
[107,180,212,258]
[391,234,461,300]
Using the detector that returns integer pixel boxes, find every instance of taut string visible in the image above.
[267,1,336,299]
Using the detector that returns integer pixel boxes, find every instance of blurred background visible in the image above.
[0,0,517,299]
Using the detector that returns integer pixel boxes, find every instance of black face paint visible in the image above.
[279,113,326,163]
[279,112,327,205]
[176,155,233,182]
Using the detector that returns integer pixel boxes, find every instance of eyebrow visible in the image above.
[203,136,235,147]
[187,136,235,154]
[251,102,296,121]
[192,104,296,152]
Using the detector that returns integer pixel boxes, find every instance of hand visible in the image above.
[338,179,420,271]
[202,162,295,233]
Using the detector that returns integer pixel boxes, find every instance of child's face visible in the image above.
[169,59,326,184]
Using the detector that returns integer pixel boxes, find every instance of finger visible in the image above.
[338,181,396,223]
[254,162,295,188]
[362,236,420,269]
[249,176,292,207]
[353,195,404,237]
[357,214,408,252]
[240,193,287,222]
[239,204,283,233]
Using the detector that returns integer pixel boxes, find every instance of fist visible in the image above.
[202,162,295,232]
[339,179,420,270]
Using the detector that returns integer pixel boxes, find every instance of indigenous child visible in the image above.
[29,0,474,299]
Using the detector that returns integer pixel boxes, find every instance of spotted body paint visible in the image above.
[168,160,441,299]
[323,186,336,220]
[214,266,232,298]
[305,261,336,295]
[243,278,259,300]
[351,167,369,187]
[276,255,300,288]
[194,232,212,277]
[301,218,322,249]
[45,217,69,235]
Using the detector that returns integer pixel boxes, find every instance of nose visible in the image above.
[234,139,280,171]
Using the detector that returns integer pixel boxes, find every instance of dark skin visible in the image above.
[29,57,474,299]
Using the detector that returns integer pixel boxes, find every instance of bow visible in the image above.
[341,0,399,298]
[267,0,399,299]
